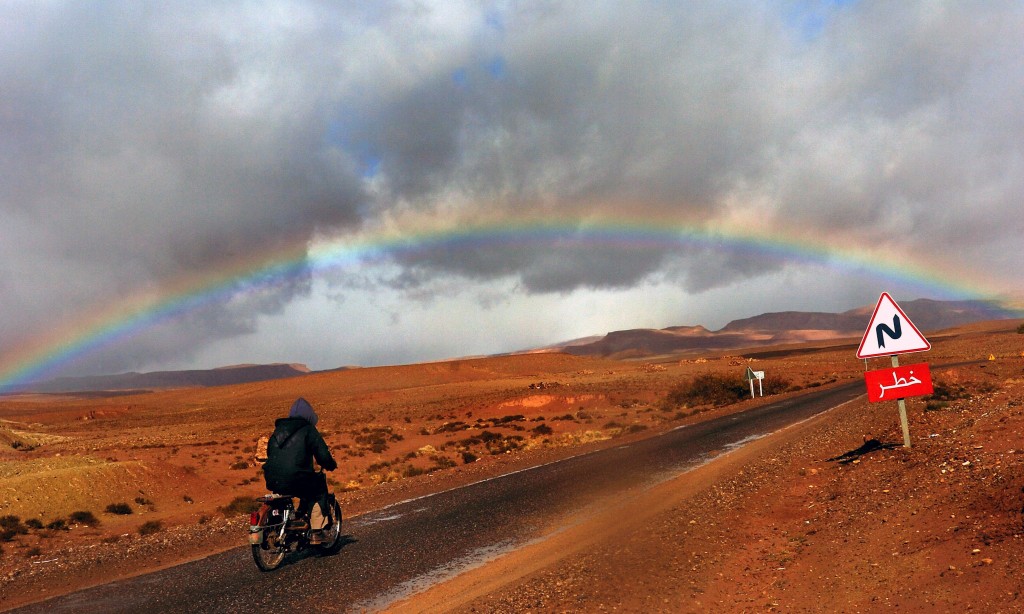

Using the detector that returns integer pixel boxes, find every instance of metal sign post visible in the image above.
[891,355,912,448]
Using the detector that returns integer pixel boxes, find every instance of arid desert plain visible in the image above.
[1,319,1023,611]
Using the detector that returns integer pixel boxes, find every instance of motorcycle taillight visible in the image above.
[249,510,261,526]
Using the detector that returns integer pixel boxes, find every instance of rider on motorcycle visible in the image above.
[262,398,338,543]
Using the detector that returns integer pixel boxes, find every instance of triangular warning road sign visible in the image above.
[856,292,931,359]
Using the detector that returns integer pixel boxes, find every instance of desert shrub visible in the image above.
[353,427,399,453]
[70,511,100,526]
[931,382,970,402]
[1017,323,1024,334]
[183,495,194,504]
[26,547,42,557]
[105,503,133,515]
[603,421,624,429]
[552,414,577,422]
[531,423,553,436]
[976,381,999,394]
[134,497,153,506]
[428,455,457,471]
[25,518,44,530]
[367,460,392,472]
[461,451,478,464]
[138,520,163,536]
[46,519,68,531]
[486,435,524,455]
[0,529,16,542]
[762,377,793,395]
[0,516,23,531]
[623,424,648,434]
[434,421,470,434]
[356,426,402,441]
[402,465,425,478]
[218,496,259,516]
[666,374,748,408]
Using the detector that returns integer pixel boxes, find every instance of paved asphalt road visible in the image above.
[13,380,865,613]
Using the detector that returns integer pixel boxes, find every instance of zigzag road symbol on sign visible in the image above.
[875,315,902,349]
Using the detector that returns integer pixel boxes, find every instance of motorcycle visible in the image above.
[248,491,343,571]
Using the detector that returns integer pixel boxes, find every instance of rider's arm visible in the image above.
[308,427,338,472]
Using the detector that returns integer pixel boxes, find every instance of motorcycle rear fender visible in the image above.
[247,528,263,545]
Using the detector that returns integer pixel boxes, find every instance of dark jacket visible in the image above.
[262,398,337,489]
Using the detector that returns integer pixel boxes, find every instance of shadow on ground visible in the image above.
[825,439,901,464]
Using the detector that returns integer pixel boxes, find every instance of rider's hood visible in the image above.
[287,397,319,427]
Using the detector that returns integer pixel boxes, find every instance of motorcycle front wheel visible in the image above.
[316,499,343,554]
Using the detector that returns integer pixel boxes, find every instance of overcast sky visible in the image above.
[2,1,1022,382]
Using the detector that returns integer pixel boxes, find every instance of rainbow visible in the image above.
[0,217,1006,393]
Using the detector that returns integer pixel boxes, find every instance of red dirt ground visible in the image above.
[1,319,1022,611]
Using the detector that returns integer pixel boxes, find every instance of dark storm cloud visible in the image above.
[355,0,1023,295]
[2,1,1022,377]
[0,2,369,373]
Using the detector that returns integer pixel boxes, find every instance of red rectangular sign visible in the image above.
[864,363,933,403]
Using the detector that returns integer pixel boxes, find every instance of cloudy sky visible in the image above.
[1,1,1022,383]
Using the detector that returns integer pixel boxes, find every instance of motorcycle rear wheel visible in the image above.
[252,536,287,571]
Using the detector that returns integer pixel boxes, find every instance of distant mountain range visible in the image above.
[557,298,1023,359]
[23,363,311,394]
[16,298,1022,394]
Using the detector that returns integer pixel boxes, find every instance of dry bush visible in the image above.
[138,520,163,536]
[70,511,100,526]
[532,423,553,435]
[218,496,259,516]
[105,503,133,515]
[666,374,748,407]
